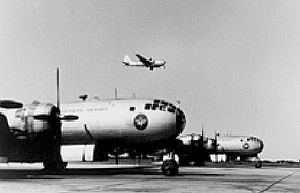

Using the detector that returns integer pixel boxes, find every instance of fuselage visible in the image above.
[178,134,264,157]
[61,99,185,146]
[206,136,264,156]
[1,98,186,148]
[124,61,165,68]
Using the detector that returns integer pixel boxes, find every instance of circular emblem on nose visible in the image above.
[134,114,148,130]
[243,143,250,149]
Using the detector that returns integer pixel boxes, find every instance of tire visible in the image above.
[161,159,179,176]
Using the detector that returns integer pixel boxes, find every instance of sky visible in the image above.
[1,0,300,160]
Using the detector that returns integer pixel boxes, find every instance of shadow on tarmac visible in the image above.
[0,166,226,179]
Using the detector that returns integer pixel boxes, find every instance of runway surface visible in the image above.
[0,163,299,193]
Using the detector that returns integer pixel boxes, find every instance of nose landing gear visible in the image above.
[161,159,179,176]
[161,151,179,176]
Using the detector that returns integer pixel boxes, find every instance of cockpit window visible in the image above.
[168,106,176,113]
[154,99,160,104]
[129,107,136,111]
[152,104,159,110]
[153,103,159,108]
[160,106,166,111]
[162,101,169,106]
[145,104,152,110]
[144,101,177,113]
[169,104,176,108]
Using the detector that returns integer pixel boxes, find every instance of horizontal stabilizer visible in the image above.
[123,55,132,65]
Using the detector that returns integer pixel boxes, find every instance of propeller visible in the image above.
[33,114,79,121]
[0,100,23,109]
[32,67,78,170]
[214,130,219,162]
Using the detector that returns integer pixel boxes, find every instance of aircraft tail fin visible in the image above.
[123,55,132,65]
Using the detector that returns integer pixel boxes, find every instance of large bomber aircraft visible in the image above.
[123,53,166,71]
[177,133,264,166]
[0,69,186,175]
[206,135,264,161]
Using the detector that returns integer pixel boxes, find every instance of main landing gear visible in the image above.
[254,157,262,168]
[161,152,179,176]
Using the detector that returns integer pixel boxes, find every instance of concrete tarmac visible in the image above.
[0,163,300,193]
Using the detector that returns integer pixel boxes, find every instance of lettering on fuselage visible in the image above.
[61,107,108,114]
[61,109,84,113]
[86,107,108,112]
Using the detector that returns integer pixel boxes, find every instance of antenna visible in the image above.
[215,130,218,163]
[79,94,88,101]
[56,67,60,109]
[176,100,181,107]
[201,123,204,152]
[115,88,118,99]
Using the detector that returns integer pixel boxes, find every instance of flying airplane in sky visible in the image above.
[0,69,186,175]
[123,53,166,71]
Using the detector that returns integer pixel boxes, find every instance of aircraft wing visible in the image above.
[136,53,152,66]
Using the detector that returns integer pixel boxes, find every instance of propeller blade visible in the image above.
[33,114,50,120]
[201,123,204,138]
[0,100,23,109]
[56,67,60,110]
[60,115,79,121]
[34,114,78,121]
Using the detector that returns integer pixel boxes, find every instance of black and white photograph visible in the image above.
[1,1,300,192]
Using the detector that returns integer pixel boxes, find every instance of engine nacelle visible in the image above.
[7,103,59,139]
[1,103,61,163]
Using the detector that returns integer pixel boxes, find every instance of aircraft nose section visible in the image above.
[259,139,264,152]
[176,108,186,135]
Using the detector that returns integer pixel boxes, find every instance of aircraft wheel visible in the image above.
[161,159,179,176]
[255,161,262,168]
